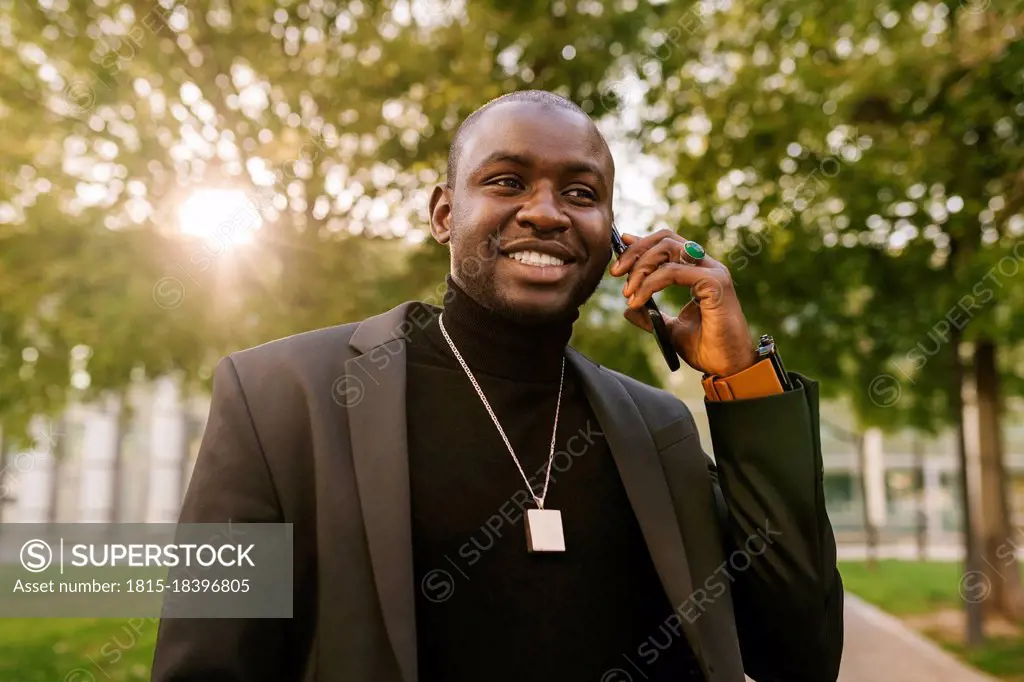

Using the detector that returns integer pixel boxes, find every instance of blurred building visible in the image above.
[2,370,1023,554]
[0,377,208,525]
[815,422,1024,544]
[673,366,1024,554]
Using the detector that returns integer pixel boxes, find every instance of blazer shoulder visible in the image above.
[227,322,360,376]
[598,364,696,430]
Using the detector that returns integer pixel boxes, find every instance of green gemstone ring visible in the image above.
[679,240,706,265]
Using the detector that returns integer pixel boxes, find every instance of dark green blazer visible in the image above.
[151,300,844,682]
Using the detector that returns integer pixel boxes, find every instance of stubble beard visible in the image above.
[450,228,608,326]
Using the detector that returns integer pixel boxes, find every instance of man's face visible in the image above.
[429,101,615,322]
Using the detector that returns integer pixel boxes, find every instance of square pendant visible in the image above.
[526,509,565,553]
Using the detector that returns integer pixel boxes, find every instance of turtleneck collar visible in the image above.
[420,274,578,383]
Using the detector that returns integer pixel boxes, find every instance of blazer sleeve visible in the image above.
[150,356,290,682]
[704,372,844,682]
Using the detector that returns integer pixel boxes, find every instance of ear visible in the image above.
[429,184,452,245]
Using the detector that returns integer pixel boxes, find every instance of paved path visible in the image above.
[838,594,997,682]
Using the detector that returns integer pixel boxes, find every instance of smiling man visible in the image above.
[438,93,613,320]
[152,90,844,682]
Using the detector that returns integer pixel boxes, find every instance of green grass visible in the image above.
[0,618,159,681]
[840,560,1024,680]
[945,637,1024,681]
[838,559,967,615]
[0,564,171,680]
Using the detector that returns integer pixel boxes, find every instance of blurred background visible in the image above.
[0,0,1022,679]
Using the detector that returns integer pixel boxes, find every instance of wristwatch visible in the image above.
[701,334,793,401]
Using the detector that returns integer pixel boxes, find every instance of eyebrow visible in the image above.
[474,152,533,169]
[472,152,607,181]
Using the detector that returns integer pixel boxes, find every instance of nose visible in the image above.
[517,183,571,232]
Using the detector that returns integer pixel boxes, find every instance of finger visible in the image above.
[689,250,728,274]
[676,299,702,335]
[609,228,686,276]
[609,232,639,275]
[611,229,681,275]
[689,273,730,308]
[625,306,681,339]
[623,239,681,298]
[623,306,653,332]
[640,231,729,274]
[627,264,731,310]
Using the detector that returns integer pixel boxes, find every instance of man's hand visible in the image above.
[609,229,757,377]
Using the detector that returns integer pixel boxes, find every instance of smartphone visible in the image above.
[611,225,681,372]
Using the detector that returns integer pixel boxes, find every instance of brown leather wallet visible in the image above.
[702,357,786,401]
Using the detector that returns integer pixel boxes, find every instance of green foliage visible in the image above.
[640,0,1024,431]
[0,0,669,434]
[572,279,666,387]
[7,0,1019,435]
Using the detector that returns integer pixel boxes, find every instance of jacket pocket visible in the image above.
[650,416,697,451]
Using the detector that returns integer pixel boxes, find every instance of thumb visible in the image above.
[623,306,654,332]
[674,300,701,337]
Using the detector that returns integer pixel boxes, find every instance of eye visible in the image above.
[565,187,598,202]
[490,176,524,190]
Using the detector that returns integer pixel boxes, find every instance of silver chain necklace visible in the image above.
[437,311,567,552]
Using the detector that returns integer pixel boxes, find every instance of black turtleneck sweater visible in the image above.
[404,275,705,682]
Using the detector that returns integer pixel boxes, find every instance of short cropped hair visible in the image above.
[445,90,587,188]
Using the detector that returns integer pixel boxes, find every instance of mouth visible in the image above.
[500,250,577,284]
[503,250,571,267]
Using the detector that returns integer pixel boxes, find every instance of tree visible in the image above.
[0,0,683,444]
[637,0,1024,638]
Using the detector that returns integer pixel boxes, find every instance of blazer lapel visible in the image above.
[343,304,715,682]
[566,349,706,667]
[347,302,420,682]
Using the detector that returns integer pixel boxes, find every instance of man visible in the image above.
[152,90,843,682]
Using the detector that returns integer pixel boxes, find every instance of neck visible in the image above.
[425,274,578,383]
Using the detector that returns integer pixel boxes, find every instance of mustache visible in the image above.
[478,229,587,262]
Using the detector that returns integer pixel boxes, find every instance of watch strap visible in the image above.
[702,357,786,401]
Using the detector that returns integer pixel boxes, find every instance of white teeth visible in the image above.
[508,250,566,267]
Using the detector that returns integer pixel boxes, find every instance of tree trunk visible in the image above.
[178,391,194,505]
[953,332,985,647]
[109,393,130,523]
[914,435,927,561]
[856,432,878,569]
[0,437,9,526]
[46,417,65,524]
[974,339,1023,621]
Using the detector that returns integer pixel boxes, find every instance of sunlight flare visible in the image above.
[177,188,263,248]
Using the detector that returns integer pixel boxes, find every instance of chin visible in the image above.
[495,287,578,323]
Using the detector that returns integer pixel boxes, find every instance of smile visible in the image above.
[504,250,567,267]
[500,250,575,285]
